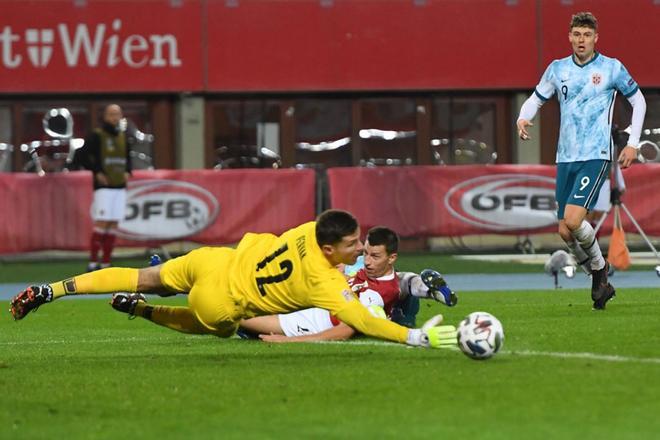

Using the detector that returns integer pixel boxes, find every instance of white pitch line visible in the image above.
[305,341,660,364]
[509,349,660,365]
[2,336,660,365]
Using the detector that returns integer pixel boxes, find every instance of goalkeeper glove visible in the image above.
[406,314,457,348]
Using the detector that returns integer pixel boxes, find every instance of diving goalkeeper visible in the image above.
[10,209,455,349]
[237,225,457,342]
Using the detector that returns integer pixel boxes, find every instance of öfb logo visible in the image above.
[444,174,557,231]
[119,180,219,240]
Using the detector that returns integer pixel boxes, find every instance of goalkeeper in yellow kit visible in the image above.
[9,210,455,348]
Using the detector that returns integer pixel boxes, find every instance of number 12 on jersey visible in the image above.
[255,243,293,296]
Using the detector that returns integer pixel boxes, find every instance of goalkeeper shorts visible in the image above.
[160,247,241,337]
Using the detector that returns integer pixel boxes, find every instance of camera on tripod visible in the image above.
[604,126,660,277]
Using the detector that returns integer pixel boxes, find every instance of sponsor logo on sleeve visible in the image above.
[341,289,354,302]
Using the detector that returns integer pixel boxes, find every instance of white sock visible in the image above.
[571,220,605,271]
[398,272,429,298]
[565,240,592,274]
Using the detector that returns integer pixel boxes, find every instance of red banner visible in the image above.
[2,1,659,92]
[206,0,538,91]
[327,164,660,237]
[1,165,658,254]
[0,169,316,254]
[0,0,203,92]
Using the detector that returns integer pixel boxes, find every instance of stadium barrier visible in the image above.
[2,165,659,254]
[327,164,660,238]
[0,169,316,254]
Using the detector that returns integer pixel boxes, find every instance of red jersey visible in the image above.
[330,268,400,325]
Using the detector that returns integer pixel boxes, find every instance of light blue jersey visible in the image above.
[343,255,364,277]
[535,52,638,163]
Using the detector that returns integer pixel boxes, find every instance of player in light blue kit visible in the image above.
[516,12,646,310]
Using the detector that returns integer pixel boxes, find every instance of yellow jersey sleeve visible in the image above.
[335,300,409,343]
[307,275,409,344]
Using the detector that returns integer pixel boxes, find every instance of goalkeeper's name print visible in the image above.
[444,174,557,231]
[118,180,219,241]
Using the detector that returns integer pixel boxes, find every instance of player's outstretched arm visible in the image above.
[517,119,533,140]
[516,93,544,140]
[239,315,285,336]
[618,146,638,169]
[259,323,356,343]
[334,300,455,348]
[407,315,457,349]
[619,90,647,169]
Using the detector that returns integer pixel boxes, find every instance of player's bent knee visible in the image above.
[564,217,582,231]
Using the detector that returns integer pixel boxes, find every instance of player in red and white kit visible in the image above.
[238,226,457,342]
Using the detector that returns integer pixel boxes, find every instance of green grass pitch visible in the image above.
[2,286,660,439]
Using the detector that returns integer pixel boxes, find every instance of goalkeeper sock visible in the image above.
[571,220,606,271]
[134,303,210,335]
[49,267,139,299]
[565,239,592,274]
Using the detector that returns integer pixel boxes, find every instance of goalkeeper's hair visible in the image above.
[366,226,399,255]
[570,11,598,31]
[316,209,359,246]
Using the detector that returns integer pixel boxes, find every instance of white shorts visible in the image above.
[278,308,334,337]
[592,178,611,213]
[91,188,127,222]
[277,291,385,337]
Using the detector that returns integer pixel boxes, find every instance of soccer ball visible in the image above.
[457,312,504,360]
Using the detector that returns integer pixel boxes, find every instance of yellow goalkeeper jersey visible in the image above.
[229,222,409,343]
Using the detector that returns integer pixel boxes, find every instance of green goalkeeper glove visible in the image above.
[406,314,457,348]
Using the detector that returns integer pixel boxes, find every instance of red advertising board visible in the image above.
[0,169,316,254]
[1,0,659,93]
[206,0,538,91]
[1,165,659,253]
[0,0,204,92]
[327,164,660,237]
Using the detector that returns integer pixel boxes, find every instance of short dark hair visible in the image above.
[570,12,597,31]
[366,226,399,255]
[315,209,358,246]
